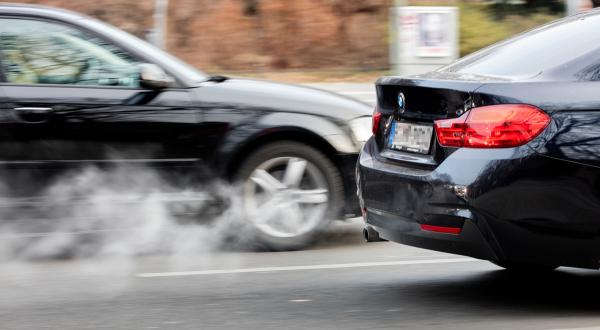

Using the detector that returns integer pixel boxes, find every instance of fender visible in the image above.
[258,112,357,153]
[214,112,358,176]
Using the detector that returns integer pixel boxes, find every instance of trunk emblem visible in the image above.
[397,92,406,113]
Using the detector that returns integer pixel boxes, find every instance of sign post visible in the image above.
[152,0,169,49]
[391,6,459,76]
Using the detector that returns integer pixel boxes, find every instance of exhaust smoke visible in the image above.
[0,165,260,261]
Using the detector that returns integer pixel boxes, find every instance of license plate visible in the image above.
[387,121,433,154]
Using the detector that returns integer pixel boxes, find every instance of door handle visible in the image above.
[13,107,53,123]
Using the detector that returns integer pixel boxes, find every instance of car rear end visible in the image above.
[357,9,600,269]
[358,75,497,260]
[357,72,600,269]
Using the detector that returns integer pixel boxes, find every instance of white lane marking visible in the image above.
[0,158,200,164]
[136,258,477,278]
[289,300,312,303]
[550,327,600,330]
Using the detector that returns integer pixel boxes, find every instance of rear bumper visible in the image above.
[337,153,360,218]
[357,138,600,269]
[367,208,498,261]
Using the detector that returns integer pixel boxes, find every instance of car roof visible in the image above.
[0,2,86,22]
[439,8,600,81]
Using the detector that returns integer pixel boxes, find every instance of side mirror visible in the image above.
[139,63,174,89]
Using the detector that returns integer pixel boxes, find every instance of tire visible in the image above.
[235,141,344,250]
[491,260,558,272]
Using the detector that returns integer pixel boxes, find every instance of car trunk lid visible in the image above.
[374,74,485,167]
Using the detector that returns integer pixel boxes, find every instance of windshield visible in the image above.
[80,17,208,82]
[440,11,600,79]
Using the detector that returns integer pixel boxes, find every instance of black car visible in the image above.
[358,10,600,270]
[0,4,372,250]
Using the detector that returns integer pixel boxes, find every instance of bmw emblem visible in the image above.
[397,92,406,113]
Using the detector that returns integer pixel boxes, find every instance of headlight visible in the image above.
[349,116,373,147]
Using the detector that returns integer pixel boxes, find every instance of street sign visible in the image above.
[391,6,459,76]
[566,0,594,15]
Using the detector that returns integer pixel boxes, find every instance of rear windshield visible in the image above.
[440,11,600,79]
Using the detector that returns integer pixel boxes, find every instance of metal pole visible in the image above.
[391,0,408,74]
[153,0,169,49]
[566,0,577,15]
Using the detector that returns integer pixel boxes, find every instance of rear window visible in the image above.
[440,12,600,79]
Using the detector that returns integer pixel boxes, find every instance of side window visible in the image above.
[0,18,141,87]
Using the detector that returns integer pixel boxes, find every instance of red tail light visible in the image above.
[420,224,461,235]
[372,111,382,136]
[434,104,550,148]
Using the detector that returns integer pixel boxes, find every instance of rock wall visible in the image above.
[10,0,392,72]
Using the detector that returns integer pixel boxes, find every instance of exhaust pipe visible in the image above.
[363,226,386,242]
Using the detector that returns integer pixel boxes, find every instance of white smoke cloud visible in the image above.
[0,165,260,262]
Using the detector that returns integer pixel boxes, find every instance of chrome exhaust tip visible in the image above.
[363,226,386,242]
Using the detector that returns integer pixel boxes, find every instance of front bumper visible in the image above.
[357,138,600,269]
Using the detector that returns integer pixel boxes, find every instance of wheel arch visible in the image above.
[224,127,343,179]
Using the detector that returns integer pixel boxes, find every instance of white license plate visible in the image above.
[387,121,433,154]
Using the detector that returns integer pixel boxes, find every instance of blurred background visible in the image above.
[3,3,600,330]
[6,0,596,82]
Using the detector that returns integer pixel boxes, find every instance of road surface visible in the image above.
[2,219,600,330]
[1,84,599,330]
[305,82,377,105]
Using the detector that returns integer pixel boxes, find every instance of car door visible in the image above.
[0,17,203,197]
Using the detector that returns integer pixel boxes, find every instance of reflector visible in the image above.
[420,224,461,235]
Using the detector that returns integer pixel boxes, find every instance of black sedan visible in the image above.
[358,10,600,270]
[0,4,372,250]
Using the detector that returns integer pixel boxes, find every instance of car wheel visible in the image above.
[235,141,343,250]
[492,261,558,272]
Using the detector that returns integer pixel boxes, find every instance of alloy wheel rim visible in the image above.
[243,157,329,238]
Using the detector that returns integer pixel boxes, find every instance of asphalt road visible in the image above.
[2,84,600,330]
[2,220,600,330]
[304,82,377,105]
